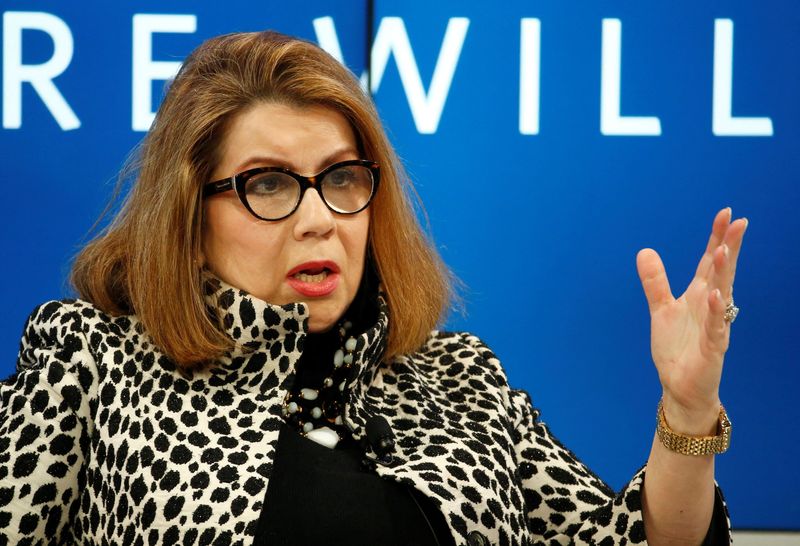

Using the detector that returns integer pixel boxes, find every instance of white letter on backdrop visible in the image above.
[132,14,196,132]
[519,18,541,135]
[370,17,469,134]
[312,16,369,91]
[600,18,661,136]
[712,19,773,136]
[3,11,79,130]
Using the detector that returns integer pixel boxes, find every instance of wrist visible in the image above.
[656,398,731,456]
[660,393,721,436]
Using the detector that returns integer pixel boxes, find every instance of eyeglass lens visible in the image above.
[244,165,374,220]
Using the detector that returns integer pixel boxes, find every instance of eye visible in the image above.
[246,173,294,196]
[326,167,359,188]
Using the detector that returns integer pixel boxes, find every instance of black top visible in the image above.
[254,326,455,546]
[254,424,455,546]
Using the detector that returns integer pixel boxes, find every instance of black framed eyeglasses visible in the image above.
[203,159,380,221]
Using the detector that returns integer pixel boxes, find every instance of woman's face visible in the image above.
[203,102,370,333]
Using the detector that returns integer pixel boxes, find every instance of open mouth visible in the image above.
[287,260,340,286]
[286,261,340,297]
[292,267,331,283]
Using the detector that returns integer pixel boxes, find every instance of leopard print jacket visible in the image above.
[0,279,731,545]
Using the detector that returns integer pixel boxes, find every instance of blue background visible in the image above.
[1,1,797,529]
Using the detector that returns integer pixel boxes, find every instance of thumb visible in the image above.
[636,248,673,313]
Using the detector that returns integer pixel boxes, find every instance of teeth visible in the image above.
[294,271,328,283]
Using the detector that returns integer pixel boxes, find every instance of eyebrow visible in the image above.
[233,147,360,175]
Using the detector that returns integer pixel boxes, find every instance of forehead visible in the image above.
[216,102,359,176]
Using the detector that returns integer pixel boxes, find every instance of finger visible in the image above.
[695,207,732,280]
[637,248,674,313]
[696,207,732,279]
[705,288,730,354]
[721,217,748,288]
[709,243,733,302]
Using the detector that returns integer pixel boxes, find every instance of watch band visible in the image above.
[656,400,731,456]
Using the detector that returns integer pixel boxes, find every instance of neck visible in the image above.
[295,326,341,385]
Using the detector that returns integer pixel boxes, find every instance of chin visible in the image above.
[305,308,342,333]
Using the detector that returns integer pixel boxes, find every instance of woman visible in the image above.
[0,31,745,545]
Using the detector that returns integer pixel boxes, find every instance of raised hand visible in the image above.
[636,208,748,433]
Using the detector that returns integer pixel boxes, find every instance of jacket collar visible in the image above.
[203,275,309,351]
[202,275,389,394]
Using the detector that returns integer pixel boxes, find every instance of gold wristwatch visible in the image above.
[656,400,731,456]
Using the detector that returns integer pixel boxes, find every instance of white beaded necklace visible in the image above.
[281,321,357,449]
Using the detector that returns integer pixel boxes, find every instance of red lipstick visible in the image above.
[286,260,340,297]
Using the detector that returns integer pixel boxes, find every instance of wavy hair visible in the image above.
[71,31,453,371]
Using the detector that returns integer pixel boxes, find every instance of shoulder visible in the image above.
[23,298,134,329]
[392,330,539,426]
[22,298,136,339]
[387,330,513,400]
[2,299,130,425]
[409,330,507,378]
[16,299,136,376]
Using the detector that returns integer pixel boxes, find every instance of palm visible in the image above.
[637,209,747,416]
[650,279,722,409]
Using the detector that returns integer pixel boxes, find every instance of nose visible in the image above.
[292,187,336,240]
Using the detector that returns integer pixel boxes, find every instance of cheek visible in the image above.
[204,201,247,264]
[345,214,370,278]
[203,200,285,283]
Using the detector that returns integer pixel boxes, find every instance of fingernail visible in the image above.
[722,244,729,258]
[724,206,732,218]
[743,217,749,230]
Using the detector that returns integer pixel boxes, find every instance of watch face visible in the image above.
[719,408,732,433]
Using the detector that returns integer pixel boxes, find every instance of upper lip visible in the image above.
[287,260,341,276]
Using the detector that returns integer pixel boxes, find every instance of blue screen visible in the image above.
[1,0,797,528]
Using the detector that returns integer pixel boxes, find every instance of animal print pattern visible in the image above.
[0,279,731,545]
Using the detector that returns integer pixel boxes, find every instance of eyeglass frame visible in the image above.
[203,159,381,221]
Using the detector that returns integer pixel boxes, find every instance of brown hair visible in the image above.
[71,31,453,370]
